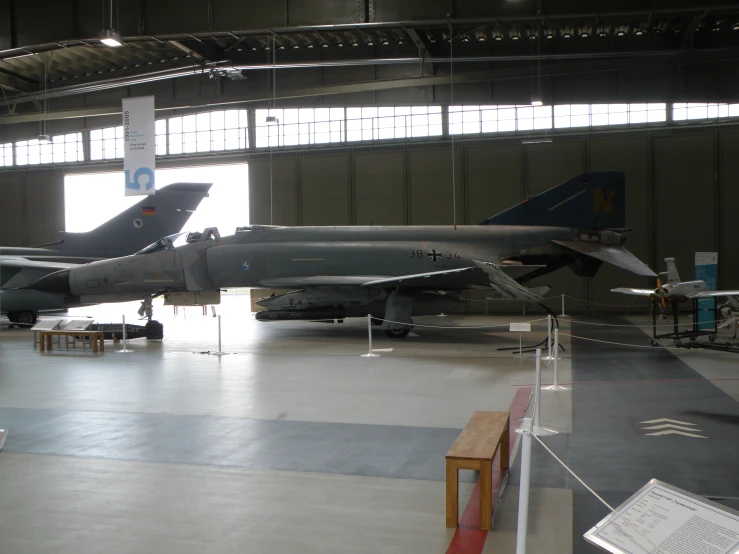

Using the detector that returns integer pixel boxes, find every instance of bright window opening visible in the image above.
[168,110,248,154]
[64,164,249,236]
[346,106,443,142]
[255,108,346,147]
[15,133,83,165]
[672,103,739,121]
[0,143,12,167]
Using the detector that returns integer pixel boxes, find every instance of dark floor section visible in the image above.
[0,406,465,481]
[511,317,739,554]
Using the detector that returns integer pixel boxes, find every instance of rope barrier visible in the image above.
[530,433,657,553]
[560,332,678,350]
[370,316,549,330]
[566,317,728,328]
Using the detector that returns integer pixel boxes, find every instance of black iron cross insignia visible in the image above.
[427,249,442,262]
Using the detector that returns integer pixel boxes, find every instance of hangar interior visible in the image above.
[1,1,739,553]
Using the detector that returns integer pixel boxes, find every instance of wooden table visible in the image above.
[38,330,105,353]
[446,410,510,530]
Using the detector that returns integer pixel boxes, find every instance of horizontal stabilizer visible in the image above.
[473,261,546,303]
[481,171,626,229]
[553,240,656,277]
[612,287,654,297]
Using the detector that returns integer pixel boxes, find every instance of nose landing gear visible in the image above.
[138,295,164,341]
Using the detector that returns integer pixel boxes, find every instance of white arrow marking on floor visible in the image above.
[644,430,708,438]
[639,418,697,426]
[642,424,703,432]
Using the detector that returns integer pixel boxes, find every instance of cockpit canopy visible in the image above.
[135,228,221,255]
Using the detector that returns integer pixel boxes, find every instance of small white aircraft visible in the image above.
[612,257,739,308]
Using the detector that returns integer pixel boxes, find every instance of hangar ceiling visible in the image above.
[2,1,739,122]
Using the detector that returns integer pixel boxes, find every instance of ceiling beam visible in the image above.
[2,52,737,124]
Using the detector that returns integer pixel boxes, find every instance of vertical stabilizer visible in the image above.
[47,183,211,258]
[663,258,681,285]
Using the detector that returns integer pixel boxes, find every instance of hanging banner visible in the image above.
[695,252,718,331]
[122,96,155,196]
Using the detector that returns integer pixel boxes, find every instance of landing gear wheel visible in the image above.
[384,328,410,339]
[709,334,717,342]
[15,311,37,326]
[651,339,660,347]
[145,320,164,341]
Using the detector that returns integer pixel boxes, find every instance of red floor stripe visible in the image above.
[514,377,739,387]
[446,386,532,554]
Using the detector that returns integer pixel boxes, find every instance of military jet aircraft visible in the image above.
[612,257,739,307]
[27,171,656,338]
[1,183,211,326]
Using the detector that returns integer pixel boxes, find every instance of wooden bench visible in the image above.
[38,330,105,353]
[446,410,510,530]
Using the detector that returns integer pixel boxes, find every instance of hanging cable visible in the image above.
[449,22,456,229]
[269,33,276,226]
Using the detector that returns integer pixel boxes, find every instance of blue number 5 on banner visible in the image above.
[125,167,155,191]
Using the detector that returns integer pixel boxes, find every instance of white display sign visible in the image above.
[585,479,739,554]
[122,96,156,196]
[30,319,63,331]
[510,322,531,332]
[63,320,92,331]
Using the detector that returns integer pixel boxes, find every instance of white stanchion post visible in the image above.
[543,314,553,360]
[543,328,570,391]
[561,294,566,317]
[515,417,533,554]
[361,314,379,357]
[212,314,229,356]
[118,314,132,353]
[533,349,558,436]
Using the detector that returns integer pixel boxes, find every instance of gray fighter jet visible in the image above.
[1,183,211,325]
[28,172,655,338]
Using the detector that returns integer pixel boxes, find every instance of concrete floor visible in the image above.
[0,296,737,553]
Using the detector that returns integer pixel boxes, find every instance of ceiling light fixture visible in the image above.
[99,1,123,47]
[522,138,553,145]
[99,29,122,47]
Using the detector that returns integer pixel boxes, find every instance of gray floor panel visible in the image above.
[509,318,739,554]
[0,406,465,481]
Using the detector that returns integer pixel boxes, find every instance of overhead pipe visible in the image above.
[1,47,729,109]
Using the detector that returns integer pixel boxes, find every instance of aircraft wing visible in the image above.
[552,240,657,277]
[688,290,739,299]
[260,264,546,290]
[361,264,545,288]
[259,276,388,287]
[611,287,654,296]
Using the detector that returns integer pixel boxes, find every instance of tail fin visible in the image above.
[48,183,211,258]
[480,171,626,229]
[663,258,681,285]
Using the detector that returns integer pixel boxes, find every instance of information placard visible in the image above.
[585,479,739,554]
[30,319,63,331]
[63,320,92,331]
[510,322,531,332]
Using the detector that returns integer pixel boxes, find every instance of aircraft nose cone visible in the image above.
[28,269,72,295]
